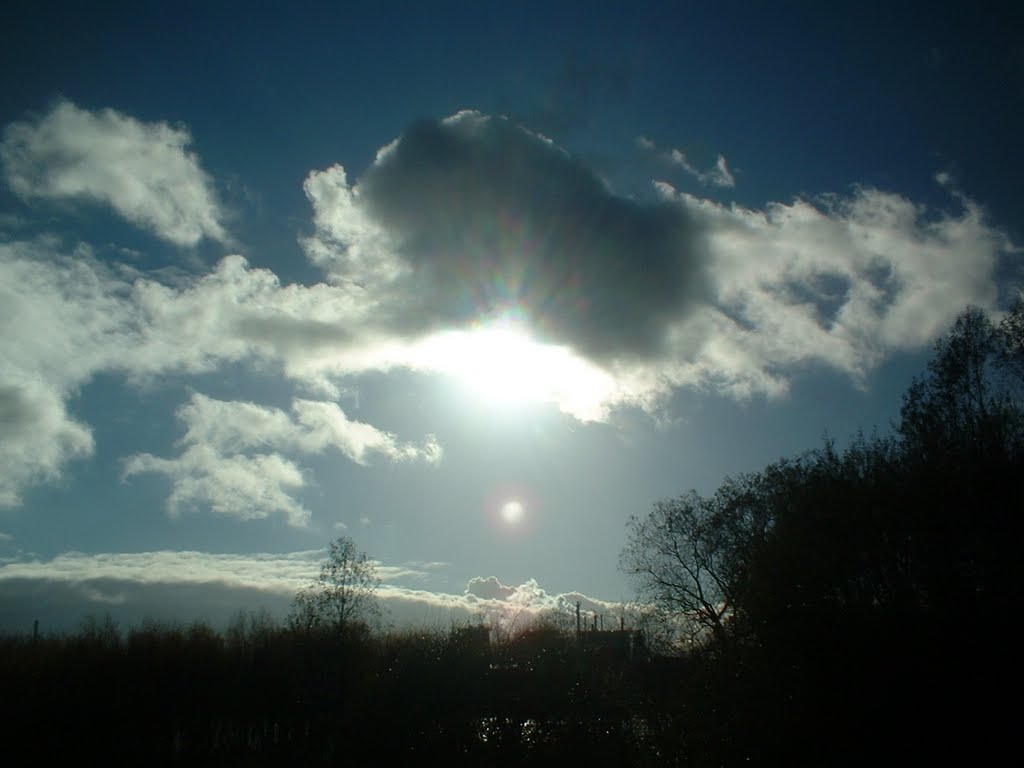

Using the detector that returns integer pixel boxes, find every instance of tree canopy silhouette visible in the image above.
[622,303,1024,652]
[617,304,1024,762]
[619,477,773,647]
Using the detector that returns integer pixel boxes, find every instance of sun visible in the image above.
[450,327,549,404]
[500,500,525,525]
[408,318,616,417]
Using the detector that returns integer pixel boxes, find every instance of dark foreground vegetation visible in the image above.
[3,618,662,764]
[3,305,1022,764]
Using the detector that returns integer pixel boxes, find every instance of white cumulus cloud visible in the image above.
[653,181,1012,397]
[0,384,93,508]
[1,100,228,246]
[122,393,441,526]
[123,445,311,527]
[0,239,140,506]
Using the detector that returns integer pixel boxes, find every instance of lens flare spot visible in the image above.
[500,500,524,525]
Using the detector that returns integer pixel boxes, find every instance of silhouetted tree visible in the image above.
[621,491,745,647]
[288,536,381,633]
[894,306,1024,624]
[996,296,1024,388]
[899,305,1024,463]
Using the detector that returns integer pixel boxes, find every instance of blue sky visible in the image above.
[1,1,1021,633]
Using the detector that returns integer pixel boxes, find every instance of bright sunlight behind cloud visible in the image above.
[0,102,1016,516]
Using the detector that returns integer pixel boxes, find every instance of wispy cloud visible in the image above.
[668,149,736,188]
[638,135,735,188]
[0,549,320,591]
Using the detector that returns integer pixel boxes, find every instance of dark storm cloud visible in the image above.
[357,112,707,362]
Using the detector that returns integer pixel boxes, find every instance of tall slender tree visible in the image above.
[288,536,381,633]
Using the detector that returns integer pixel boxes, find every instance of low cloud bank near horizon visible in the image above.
[0,550,624,636]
